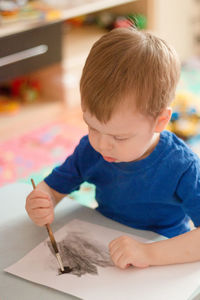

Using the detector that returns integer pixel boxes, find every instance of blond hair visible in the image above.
[80,27,180,122]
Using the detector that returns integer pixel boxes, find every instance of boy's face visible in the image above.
[83,103,160,163]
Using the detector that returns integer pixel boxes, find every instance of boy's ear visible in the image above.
[155,107,172,133]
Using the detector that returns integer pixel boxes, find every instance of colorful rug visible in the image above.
[0,122,86,186]
[0,121,97,207]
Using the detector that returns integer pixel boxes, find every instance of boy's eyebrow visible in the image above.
[83,116,133,137]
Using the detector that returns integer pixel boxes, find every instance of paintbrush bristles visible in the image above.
[45,225,64,271]
[56,253,64,272]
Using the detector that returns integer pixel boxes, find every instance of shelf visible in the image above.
[60,0,137,20]
[0,0,138,38]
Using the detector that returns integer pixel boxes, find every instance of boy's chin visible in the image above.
[117,156,145,163]
[112,159,132,163]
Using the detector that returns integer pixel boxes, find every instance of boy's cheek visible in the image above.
[88,133,102,154]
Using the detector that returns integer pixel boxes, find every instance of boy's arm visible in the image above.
[148,226,200,265]
[110,158,200,269]
[26,136,89,226]
[109,227,200,269]
[35,181,67,206]
[148,158,200,265]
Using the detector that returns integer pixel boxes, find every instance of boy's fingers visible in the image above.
[109,239,120,253]
[28,190,50,200]
[110,247,123,263]
[112,252,124,266]
[110,244,121,257]
[109,241,116,251]
[109,240,121,254]
[34,215,54,226]
[30,210,54,226]
[27,198,52,210]
[26,191,54,226]
[109,237,121,249]
[34,219,47,227]
[31,208,53,218]
[117,255,130,269]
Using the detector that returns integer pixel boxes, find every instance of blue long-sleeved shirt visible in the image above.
[44,131,200,238]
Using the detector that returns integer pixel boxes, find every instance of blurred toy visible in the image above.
[67,12,147,31]
[0,1,20,17]
[0,97,20,115]
[0,76,40,114]
[168,92,200,139]
[0,83,20,114]
[128,14,147,30]
[0,0,61,24]
[66,15,86,27]
[114,16,133,29]
[11,78,40,103]
[95,12,147,30]
[96,12,115,30]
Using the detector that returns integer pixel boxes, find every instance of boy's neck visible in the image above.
[135,132,160,162]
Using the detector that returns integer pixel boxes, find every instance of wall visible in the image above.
[152,0,193,62]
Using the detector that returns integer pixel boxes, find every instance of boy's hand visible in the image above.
[25,190,54,226]
[109,236,150,269]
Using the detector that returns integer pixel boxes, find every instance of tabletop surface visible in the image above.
[0,182,200,300]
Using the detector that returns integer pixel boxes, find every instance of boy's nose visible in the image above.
[97,134,112,153]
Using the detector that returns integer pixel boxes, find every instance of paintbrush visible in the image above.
[30,178,65,272]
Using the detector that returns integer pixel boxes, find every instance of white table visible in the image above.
[0,183,199,300]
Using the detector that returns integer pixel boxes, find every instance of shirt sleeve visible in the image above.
[176,158,200,228]
[44,137,85,194]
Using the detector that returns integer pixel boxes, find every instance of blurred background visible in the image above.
[0,0,200,206]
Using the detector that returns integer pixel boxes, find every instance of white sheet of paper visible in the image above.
[5,219,200,300]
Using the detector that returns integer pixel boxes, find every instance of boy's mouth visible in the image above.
[102,156,116,162]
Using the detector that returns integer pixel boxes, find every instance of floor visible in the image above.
[0,25,106,143]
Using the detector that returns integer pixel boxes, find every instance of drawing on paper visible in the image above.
[47,231,114,277]
[5,219,200,300]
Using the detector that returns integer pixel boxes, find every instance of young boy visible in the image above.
[26,26,200,269]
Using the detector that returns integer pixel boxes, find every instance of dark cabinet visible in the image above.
[0,21,63,82]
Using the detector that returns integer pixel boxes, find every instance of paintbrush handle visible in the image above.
[45,224,59,254]
[31,179,59,253]
[31,178,36,189]
[31,179,58,249]
[30,178,64,272]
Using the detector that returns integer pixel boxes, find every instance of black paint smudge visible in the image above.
[47,231,113,277]
[59,266,73,274]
